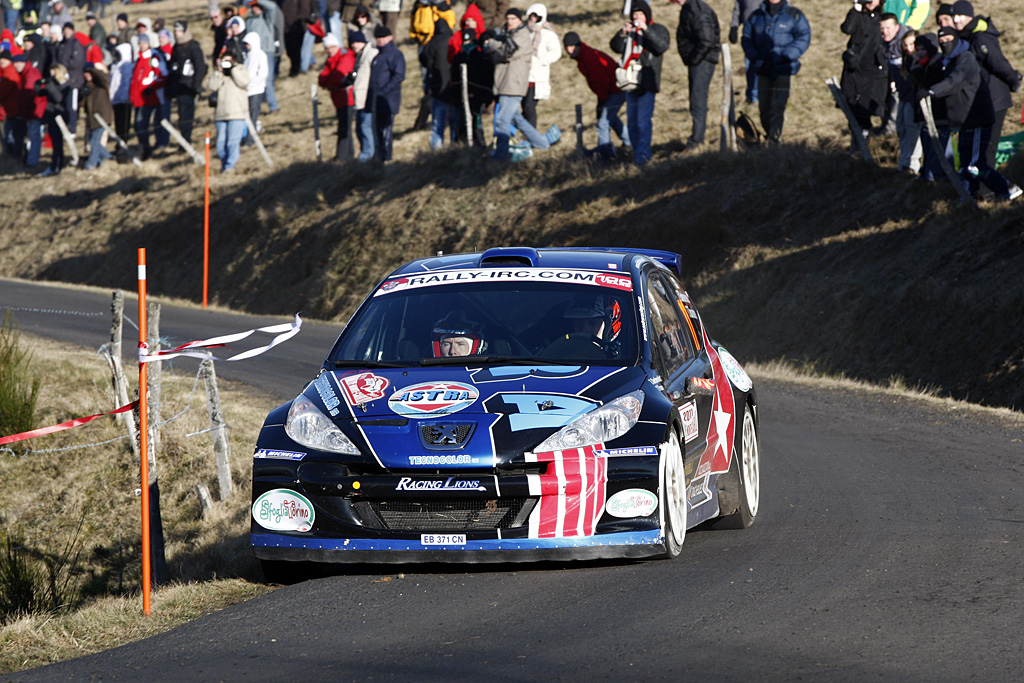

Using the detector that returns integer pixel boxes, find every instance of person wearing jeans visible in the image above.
[494,93,550,158]
[208,51,251,172]
[673,0,720,149]
[349,30,377,161]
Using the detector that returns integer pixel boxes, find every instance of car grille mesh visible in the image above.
[353,498,530,531]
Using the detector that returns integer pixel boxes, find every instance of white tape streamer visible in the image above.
[139,314,302,363]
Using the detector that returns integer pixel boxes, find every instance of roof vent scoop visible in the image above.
[478,247,540,268]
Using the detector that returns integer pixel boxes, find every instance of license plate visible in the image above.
[420,534,467,546]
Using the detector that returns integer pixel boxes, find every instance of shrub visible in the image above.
[0,313,39,439]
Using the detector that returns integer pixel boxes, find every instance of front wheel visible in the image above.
[659,429,687,558]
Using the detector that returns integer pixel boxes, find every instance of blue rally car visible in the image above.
[251,247,759,574]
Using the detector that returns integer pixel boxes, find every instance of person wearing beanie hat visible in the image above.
[56,18,86,135]
[318,26,356,161]
[838,0,887,152]
[420,14,456,150]
[950,0,1022,183]
[472,0,510,31]
[882,0,930,31]
[505,8,523,21]
[741,0,811,144]
[85,11,106,46]
[114,14,132,50]
[484,8,560,161]
[368,16,403,161]
[207,32,250,172]
[671,0,722,151]
[81,56,115,170]
[563,31,630,159]
[348,26,378,161]
[935,3,954,27]
[168,14,207,144]
[9,48,44,169]
[610,0,670,164]
[927,26,1022,201]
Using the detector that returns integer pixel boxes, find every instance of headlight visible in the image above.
[533,390,645,452]
[284,394,360,455]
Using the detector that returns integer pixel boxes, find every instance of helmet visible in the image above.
[431,310,487,357]
[564,295,623,343]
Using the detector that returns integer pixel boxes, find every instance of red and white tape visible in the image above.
[0,402,138,446]
[139,314,302,363]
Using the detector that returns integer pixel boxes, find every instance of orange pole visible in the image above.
[203,133,210,308]
[138,248,151,616]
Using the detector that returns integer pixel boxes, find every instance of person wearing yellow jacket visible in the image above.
[410,0,456,130]
[883,0,930,30]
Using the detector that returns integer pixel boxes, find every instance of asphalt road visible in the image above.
[4,279,1024,681]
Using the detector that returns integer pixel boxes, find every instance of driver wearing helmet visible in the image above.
[431,311,488,357]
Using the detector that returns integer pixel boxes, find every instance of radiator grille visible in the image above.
[353,498,531,531]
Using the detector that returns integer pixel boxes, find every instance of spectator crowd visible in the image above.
[0,0,1019,199]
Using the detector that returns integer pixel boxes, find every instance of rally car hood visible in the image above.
[307,365,646,470]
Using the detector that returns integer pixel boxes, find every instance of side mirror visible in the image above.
[685,376,715,397]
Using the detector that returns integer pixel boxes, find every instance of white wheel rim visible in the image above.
[741,409,760,518]
[665,432,686,547]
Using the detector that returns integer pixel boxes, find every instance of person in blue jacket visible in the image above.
[368,24,405,162]
[741,0,810,143]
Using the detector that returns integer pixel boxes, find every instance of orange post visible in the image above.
[138,248,151,615]
[203,133,210,308]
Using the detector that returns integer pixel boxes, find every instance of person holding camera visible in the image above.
[610,0,670,165]
[129,33,167,161]
[208,42,251,173]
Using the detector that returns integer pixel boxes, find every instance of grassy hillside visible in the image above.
[1,0,1023,408]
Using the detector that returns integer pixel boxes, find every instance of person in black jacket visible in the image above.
[925,27,1021,201]
[38,62,68,177]
[671,0,719,150]
[368,25,405,162]
[840,0,888,150]
[610,0,670,165]
[419,17,453,150]
[168,20,207,144]
[450,27,493,149]
[55,22,85,136]
[950,1,1021,179]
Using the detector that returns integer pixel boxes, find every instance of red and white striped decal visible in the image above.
[525,444,608,538]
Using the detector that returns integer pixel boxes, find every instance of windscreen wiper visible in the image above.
[420,356,563,366]
[331,360,410,368]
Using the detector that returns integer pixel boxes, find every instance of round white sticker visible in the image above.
[717,347,753,393]
[605,489,659,518]
[252,489,315,532]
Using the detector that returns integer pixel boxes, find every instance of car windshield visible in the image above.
[331,271,640,367]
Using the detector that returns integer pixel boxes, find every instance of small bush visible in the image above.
[0,313,39,439]
[0,520,84,624]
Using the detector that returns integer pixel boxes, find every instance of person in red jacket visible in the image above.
[0,50,22,156]
[317,32,356,162]
[129,33,167,160]
[13,54,47,168]
[563,32,630,159]
[447,3,484,63]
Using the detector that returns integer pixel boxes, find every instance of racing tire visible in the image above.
[659,429,687,559]
[713,404,759,530]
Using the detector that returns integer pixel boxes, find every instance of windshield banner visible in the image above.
[374,269,634,296]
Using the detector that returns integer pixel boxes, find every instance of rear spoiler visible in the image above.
[541,247,683,276]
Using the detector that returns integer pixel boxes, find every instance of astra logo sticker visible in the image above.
[469,366,585,383]
[339,372,390,405]
[313,374,341,416]
[389,381,479,418]
[254,449,306,461]
[679,401,699,443]
[395,477,486,491]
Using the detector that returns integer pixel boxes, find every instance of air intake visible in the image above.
[478,247,540,268]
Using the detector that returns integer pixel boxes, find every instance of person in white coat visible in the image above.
[349,29,378,162]
[242,31,268,147]
[523,3,561,129]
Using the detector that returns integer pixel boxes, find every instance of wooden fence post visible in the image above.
[311,84,322,162]
[147,302,162,460]
[921,96,975,205]
[461,63,472,147]
[720,44,736,152]
[101,291,139,458]
[93,114,143,167]
[244,114,274,169]
[826,76,874,163]
[200,359,233,500]
[159,118,205,165]
[575,104,584,159]
[54,114,79,166]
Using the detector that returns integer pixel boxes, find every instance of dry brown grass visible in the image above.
[0,331,279,672]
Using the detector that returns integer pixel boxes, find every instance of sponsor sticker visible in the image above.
[339,372,390,406]
[408,454,478,465]
[421,533,467,546]
[717,347,753,393]
[252,489,315,532]
[690,377,715,393]
[605,489,659,518]
[389,381,479,418]
[373,269,634,296]
[254,448,306,461]
[313,374,341,417]
[687,473,712,507]
[679,401,699,443]
[396,476,486,492]
[594,446,659,457]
